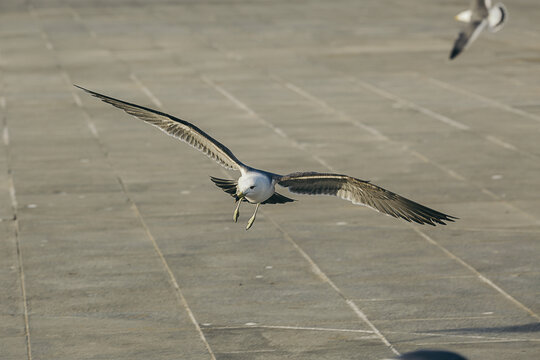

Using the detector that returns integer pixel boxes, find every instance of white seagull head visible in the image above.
[237,172,274,203]
[454,9,472,23]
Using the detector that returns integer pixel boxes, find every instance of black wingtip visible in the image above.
[74,84,98,97]
[73,84,88,92]
[209,175,240,199]
[449,48,461,60]
[430,213,458,226]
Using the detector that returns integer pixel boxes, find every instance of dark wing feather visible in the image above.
[262,192,295,204]
[450,20,487,60]
[76,85,246,171]
[210,176,246,202]
[210,176,238,196]
[278,172,456,226]
[450,20,486,59]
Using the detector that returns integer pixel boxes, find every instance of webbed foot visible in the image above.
[233,200,241,222]
[245,203,260,230]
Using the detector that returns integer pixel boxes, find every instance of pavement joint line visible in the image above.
[218,349,278,354]
[411,150,540,225]
[484,135,518,151]
[409,150,466,181]
[274,77,388,141]
[201,76,257,117]
[267,216,401,356]
[201,75,307,153]
[427,72,540,125]
[130,73,163,108]
[412,227,540,322]
[2,124,8,149]
[1,86,32,360]
[125,189,218,360]
[71,91,83,107]
[353,78,471,131]
[33,10,217,357]
[69,7,97,39]
[12,202,31,360]
[311,154,337,172]
[421,75,540,161]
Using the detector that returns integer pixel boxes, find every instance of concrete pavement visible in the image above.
[1,1,539,359]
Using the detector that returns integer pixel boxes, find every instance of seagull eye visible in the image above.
[250,186,255,189]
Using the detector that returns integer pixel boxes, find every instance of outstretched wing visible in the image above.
[487,3,507,32]
[76,85,247,171]
[277,172,456,226]
[449,20,487,59]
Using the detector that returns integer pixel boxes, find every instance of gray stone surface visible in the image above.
[1,0,539,359]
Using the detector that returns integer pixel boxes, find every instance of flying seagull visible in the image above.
[450,0,507,60]
[76,85,456,230]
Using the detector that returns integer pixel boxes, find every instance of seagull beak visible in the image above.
[236,192,245,201]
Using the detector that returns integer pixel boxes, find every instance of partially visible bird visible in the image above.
[450,0,507,60]
[383,350,468,360]
[76,85,456,230]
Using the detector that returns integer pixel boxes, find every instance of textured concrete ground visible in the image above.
[1,1,539,359]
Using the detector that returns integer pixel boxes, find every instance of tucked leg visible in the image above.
[246,203,260,230]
